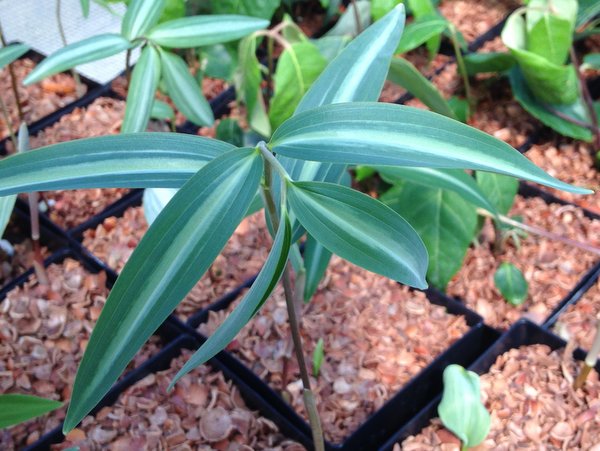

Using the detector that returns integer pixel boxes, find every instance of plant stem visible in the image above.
[0,94,17,150]
[570,46,600,150]
[574,318,600,389]
[350,0,362,35]
[125,49,132,86]
[544,104,600,134]
[56,0,85,96]
[0,22,24,121]
[449,24,472,115]
[266,36,275,104]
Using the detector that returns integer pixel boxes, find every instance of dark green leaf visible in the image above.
[325,1,371,37]
[313,338,325,377]
[80,0,90,17]
[202,44,236,80]
[583,53,600,70]
[150,99,175,121]
[371,0,402,21]
[122,0,165,40]
[160,0,186,22]
[210,0,281,20]
[395,15,447,54]
[216,119,244,147]
[406,0,440,58]
[0,394,61,429]
[63,148,263,432]
[476,172,517,215]
[0,43,29,70]
[303,234,332,301]
[494,262,528,305]
[463,52,515,75]
[448,96,469,123]
[0,195,16,238]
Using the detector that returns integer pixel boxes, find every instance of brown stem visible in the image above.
[29,191,49,285]
[571,46,600,149]
[0,23,24,121]
[350,0,362,35]
[56,0,85,96]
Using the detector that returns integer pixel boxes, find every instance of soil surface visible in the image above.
[400,344,600,450]
[198,256,470,444]
[54,349,304,451]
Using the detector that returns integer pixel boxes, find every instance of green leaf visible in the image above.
[313,36,349,62]
[448,96,469,123]
[170,208,291,387]
[24,34,132,85]
[150,99,175,121]
[122,45,161,133]
[210,0,281,20]
[122,0,165,40]
[476,172,517,215]
[382,182,477,289]
[325,1,371,37]
[63,148,263,433]
[269,42,328,131]
[583,53,600,70]
[142,187,177,225]
[0,394,62,429]
[371,0,402,22]
[159,0,185,22]
[287,181,428,288]
[313,338,325,377]
[0,43,29,70]
[202,44,236,80]
[80,0,90,17]
[438,365,490,448]
[271,102,591,194]
[0,133,234,196]
[0,194,16,238]
[387,57,456,118]
[303,234,332,301]
[216,119,244,147]
[159,49,214,126]
[527,10,573,65]
[577,0,600,27]
[463,52,515,75]
[395,15,447,54]
[406,0,440,58]
[494,262,528,305]
[146,15,269,48]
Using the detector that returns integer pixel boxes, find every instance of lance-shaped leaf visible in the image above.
[159,49,214,126]
[0,43,29,70]
[395,15,447,54]
[0,194,16,238]
[80,0,90,17]
[463,52,515,75]
[63,148,262,433]
[0,133,233,195]
[287,181,428,288]
[24,34,132,85]
[476,172,518,215]
[270,102,591,194]
[122,45,161,133]
[170,209,291,387]
[303,234,332,301]
[146,15,269,48]
[0,394,62,429]
[122,0,165,40]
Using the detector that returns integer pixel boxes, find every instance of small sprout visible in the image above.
[438,364,490,450]
[574,318,600,389]
[313,338,324,378]
[494,262,528,306]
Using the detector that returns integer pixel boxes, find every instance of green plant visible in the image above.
[438,364,490,450]
[23,0,269,133]
[494,262,528,305]
[0,5,589,448]
[0,394,61,429]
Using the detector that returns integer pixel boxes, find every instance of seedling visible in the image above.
[313,337,325,378]
[494,262,528,306]
[574,318,600,389]
[438,364,490,450]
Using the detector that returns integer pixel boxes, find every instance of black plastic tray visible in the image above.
[379,319,600,450]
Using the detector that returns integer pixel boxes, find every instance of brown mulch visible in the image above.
[0,235,50,289]
[82,207,271,321]
[400,344,600,450]
[54,349,304,451]
[0,258,163,449]
[198,255,470,444]
[0,58,85,141]
[446,196,600,329]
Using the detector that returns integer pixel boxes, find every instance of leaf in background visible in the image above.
[80,0,90,17]
[508,67,592,141]
[202,44,237,80]
[463,52,515,75]
[0,43,29,70]
[371,0,402,21]
[122,0,165,40]
[527,9,573,65]
[475,172,518,215]
[122,45,161,133]
[159,49,214,126]
[170,208,291,387]
[150,99,175,121]
[0,394,62,429]
[325,0,371,37]
[269,42,327,131]
[395,15,447,54]
[387,57,456,118]
[583,53,600,70]
[313,338,325,377]
[448,96,469,122]
[382,182,477,289]
[494,262,528,305]
[146,15,269,48]
[577,0,600,28]
[142,187,177,225]
[438,365,490,449]
[216,118,244,147]
[0,133,234,195]
[23,34,132,85]
[63,148,263,432]
[270,102,591,194]
[160,0,186,22]
[303,234,332,301]
[0,194,16,238]
[235,35,270,137]
[313,36,349,62]
[210,0,281,20]
[288,181,428,288]
[406,0,440,58]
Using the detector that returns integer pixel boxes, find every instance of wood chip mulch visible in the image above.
[198,255,470,444]
[54,349,305,451]
[0,258,162,449]
[0,58,84,140]
[0,238,49,289]
[399,344,600,450]
[446,195,600,329]
[82,207,270,321]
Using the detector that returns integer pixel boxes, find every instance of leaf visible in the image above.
[170,208,291,387]
[448,96,469,123]
[387,57,456,118]
[159,0,186,23]
[0,194,16,238]
[122,45,161,133]
[0,133,234,196]
[476,172,517,215]
[271,102,591,194]
[494,262,528,305]
[80,0,90,17]
[0,394,62,429]
[269,42,328,131]
[438,365,490,448]
[395,15,447,54]
[202,44,237,80]
[313,36,349,62]
[313,338,325,377]
[577,0,600,27]
[303,234,332,301]
[371,0,402,21]
[325,1,371,37]
[527,10,573,65]
[382,182,477,289]
[63,148,263,432]
[210,0,281,20]
[146,15,269,48]
[142,187,177,225]
[150,99,175,121]
[24,34,132,85]
[406,0,440,58]
[216,119,244,147]
[159,49,214,126]
[583,53,600,70]
[287,181,428,288]
[0,43,29,70]
[463,52,515,75]
[122,0,165,40]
